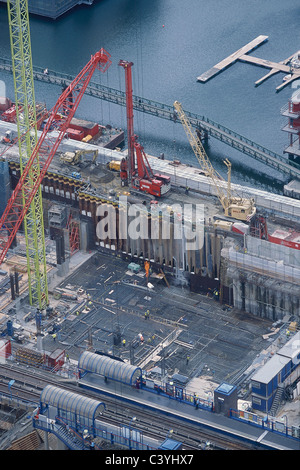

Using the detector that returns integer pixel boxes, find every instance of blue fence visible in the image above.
[33,414,157,450]
[230,408,300,441]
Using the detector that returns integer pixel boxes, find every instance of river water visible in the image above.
[0,0,299,192]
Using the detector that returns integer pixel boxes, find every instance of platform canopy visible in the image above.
[78,351,142,386]
[40,385,105,419]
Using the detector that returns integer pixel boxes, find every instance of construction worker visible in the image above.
[122,339,126,347]
[144,309,150,320]
[52,333,57,342]
[186,354,190,365]
[138,333,144,343]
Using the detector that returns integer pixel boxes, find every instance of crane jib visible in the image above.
[0,49,111,264]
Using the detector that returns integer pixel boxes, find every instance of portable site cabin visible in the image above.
[251,331,300,412]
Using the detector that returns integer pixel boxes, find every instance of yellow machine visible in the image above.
[173,101,256,222]
[107,160,121,171]
[60,149,98,165]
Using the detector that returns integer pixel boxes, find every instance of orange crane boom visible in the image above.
[0,49,111,264]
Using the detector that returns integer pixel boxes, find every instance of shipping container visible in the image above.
[69,118,99,137]
[46,348,65,370]
[66,128,85,141]
[0,339,12,360]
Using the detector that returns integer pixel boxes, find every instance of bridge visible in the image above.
[1,56,300,180]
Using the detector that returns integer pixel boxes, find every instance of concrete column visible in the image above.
[56,436,68,450]
[44,430,49,450]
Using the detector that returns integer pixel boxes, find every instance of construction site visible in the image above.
[0,0,299,452]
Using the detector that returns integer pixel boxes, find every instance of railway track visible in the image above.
[0,363,258,450]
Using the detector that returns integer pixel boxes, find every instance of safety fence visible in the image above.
[229,408,300,441]
[33,415,157,451]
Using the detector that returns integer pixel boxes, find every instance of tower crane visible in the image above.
[7,0,48,308]
[0,48,112,266]
[118,60,171,197]
[173,101,256,222]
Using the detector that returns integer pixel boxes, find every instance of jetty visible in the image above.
[197,35,300,91]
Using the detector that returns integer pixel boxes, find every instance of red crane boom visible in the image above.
[118,60,134,182]
[0,48,111,264]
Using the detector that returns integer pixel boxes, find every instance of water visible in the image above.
[0,0,299,192]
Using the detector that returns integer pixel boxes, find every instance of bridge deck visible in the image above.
[1,56,300,179]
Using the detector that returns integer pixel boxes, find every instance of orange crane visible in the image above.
[0,49,111,264]
[118,60,171,197]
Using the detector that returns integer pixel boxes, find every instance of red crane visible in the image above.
[0,48,112,264]
[118,60,134,183]
[118,60,171,197]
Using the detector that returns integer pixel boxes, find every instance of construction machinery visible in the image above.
[119,60,171,197]
[173,101,256,222]
[107,160,121,172]
[7,0,48,308]
[0,48,112,267]
[60,148,98,165]
[1,130,14,144]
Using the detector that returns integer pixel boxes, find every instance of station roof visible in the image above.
[78,351,142,386]
[40,385,105,419]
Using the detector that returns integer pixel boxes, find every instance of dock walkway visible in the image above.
[197,35,300,92]
[197,35,269,82]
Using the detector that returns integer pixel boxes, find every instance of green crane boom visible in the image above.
[7,0,48,308]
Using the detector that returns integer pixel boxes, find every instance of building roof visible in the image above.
[277,331,300,360]
[215,382,237,395]
[251,354,290,384]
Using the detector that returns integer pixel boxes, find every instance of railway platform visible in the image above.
[79,372,300,451]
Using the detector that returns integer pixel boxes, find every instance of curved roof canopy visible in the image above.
[78,351,142,386]
[40,385,105,418]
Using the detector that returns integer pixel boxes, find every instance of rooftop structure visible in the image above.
[281,88,300,160]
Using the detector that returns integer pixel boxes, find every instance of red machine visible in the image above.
[0,48,112,264]
[118,60,170,197]
[131,134,171,196]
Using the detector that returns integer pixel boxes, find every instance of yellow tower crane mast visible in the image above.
[7,0,48,308]
[173,101,256,222]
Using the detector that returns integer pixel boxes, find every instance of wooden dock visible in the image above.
[197,35,269,82]
[197,35,300,91]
